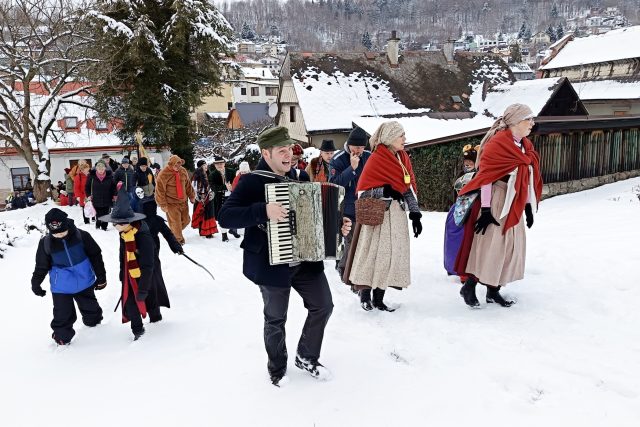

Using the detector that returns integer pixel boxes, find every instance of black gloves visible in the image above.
[409,211,422,238]
[383,184,404,202]
[95,282,107,290]
[32,285,46,297]
[169,240,184,255]
[524,203,534,229]
[474,207,499,235]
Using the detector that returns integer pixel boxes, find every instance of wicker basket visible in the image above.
[355,197,386,226]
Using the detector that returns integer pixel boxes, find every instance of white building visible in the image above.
[229,66,279,105]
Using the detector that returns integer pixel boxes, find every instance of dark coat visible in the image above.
[328,144,371,218]
[217,158,324,287]
[135,165,156,188]
[31,220,106,292]
[118,221,155,300]
[287,167,310,181]
[113,166,137,192]
[85,169,116,208]
[208,167,236,193]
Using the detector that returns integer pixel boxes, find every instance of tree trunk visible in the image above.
[33,178,51,202]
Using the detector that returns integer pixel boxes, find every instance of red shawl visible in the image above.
[356,145,418,195]
[459,129,543,233]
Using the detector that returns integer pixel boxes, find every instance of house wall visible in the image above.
[192,83,234,122]
[231,82,279,104]
[582,100,640,116]
[542,58,640,80]
[309,132,349,149]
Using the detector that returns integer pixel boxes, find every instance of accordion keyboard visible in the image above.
[266,184,294,263]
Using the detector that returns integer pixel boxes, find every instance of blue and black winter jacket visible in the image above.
[31,221,106,294]
[328,143,371,219]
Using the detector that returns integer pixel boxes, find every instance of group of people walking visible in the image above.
[30,103,542,388]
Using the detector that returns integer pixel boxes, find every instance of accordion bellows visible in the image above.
[265,182,345,265]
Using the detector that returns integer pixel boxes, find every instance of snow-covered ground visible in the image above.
[1,178,639,426]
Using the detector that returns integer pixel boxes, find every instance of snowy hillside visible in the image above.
[1,179,639,426]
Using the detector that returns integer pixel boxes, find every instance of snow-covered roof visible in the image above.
[509,63,533,73]
[541,25,640,70]
[573,79,640,100]
[241,67,275,80]
[353,115,494,146]
[206,112,229,119]
[287,51,513,133]
[472,77,565,118]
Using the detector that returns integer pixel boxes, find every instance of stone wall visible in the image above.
[542,169,640,199]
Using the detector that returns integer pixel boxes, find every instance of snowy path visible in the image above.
[1,178,639,426]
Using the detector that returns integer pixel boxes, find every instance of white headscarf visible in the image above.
[476,103,534,167]
[368,121,405,151]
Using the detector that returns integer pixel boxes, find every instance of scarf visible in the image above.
[458,129,543,233]
[174,170,184,199]
[96,170,106,182]
[476,103,534,167]
[120,223,141,278]
[313,158,328,182]
[357,144,417,195]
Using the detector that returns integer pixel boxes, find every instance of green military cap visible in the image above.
[256,126,295,150]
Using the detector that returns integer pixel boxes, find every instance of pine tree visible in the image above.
[546,25,557,43]
[551,4,559,20]
[241,22,255,40]
[556,24,564,40]
[86,0,234,169]
[518,22,526,39]
[361,31,372,50]
[509,44,522,63]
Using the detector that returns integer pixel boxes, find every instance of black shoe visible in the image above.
[294,356,332,380]
[205,235,213,239]
[149,313,162,323]
[229,229,241,238]
[51,333,70,346]
[372,288,395,312]
[460,278,480,308]
[270,373,289,387]
[133,328,146,340]
[360,289,373,311]
[486,285,515,307]
[222,232,229,242]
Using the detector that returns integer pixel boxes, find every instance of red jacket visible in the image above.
[74,172,88,206]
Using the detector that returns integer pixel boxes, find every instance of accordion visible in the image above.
[265,182,345,265]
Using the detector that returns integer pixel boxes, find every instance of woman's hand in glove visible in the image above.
[474,207,499,235]
[409,211,422,238]
[524,203,534,229]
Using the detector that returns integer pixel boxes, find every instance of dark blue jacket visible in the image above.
[328,143,371,219]
[31,221,106,294]
[114,166,137,192]
[217,159,324,287]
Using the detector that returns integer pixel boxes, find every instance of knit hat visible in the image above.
[197,160,206,168]
[138,157,148,166]
[320,139,336,152]
[121,157,130,164]
[212,155,226,164]
[45,208,70,233]
[98,185,146,224]
[347,127,368,146]
[95,160,107,168]
[238,161,250,173]
[256,126,294,150]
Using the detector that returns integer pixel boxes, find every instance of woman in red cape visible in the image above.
[346,121,423,312]
[454,103,543,308]
[191,160,218,238]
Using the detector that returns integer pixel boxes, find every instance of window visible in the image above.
[227,102,233,110]
[240,87,247,96]
[95,118,108,130]
[266,87,278,96]
[250,86,260,96]
[64,117,78,129]
[289,106,296,122]
[11,167,31,191]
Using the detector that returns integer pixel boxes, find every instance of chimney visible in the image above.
[386,30,400,67]
[443,39,455,64]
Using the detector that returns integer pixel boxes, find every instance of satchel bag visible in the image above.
[355,197,387,226]
[453,191,479,226]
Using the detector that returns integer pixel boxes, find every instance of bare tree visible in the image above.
[195,118,274,162]
[0,0,95,201]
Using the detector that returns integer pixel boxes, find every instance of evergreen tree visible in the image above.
[85,0,234,169]
[546,25,557,42]
[361,31,372,50]
[241,22,255,40]
[556,24,564,40]
[518,22,526,39]
[551,4,559,20]
[509,44,522,63]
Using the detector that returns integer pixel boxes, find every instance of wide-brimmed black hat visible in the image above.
[212,155,226,164]
[320,139,336,152]
[98,185,146,224]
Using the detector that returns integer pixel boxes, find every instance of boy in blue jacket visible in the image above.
[31,208,107,345]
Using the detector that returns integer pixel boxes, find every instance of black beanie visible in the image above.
[347,127,368,147]
[197,160,206,168]
[138,157,148,166]
[45,208,69,233]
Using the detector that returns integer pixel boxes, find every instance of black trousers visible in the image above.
[51,286,103,343]
[94,206,110,230]
[123,283,144,334]
[258,268,333,377]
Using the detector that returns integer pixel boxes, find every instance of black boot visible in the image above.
[460,278,480,308]
[133,327,146,341]
[229,229,241,238]
[359,288,373,311]
[222,232,229,242]
[372,288,395,312]
[486,285,515,307]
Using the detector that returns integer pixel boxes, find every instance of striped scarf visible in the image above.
[120,223,141,278]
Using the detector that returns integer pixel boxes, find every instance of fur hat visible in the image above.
[45,208,69,233]
[347,127,368,146]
